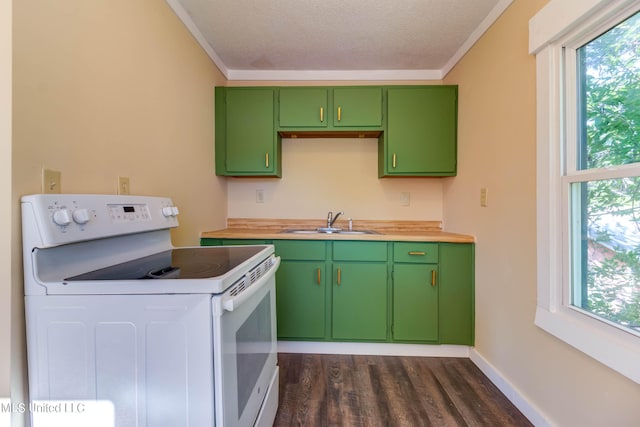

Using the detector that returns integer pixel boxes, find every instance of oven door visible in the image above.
[212,256,280,427]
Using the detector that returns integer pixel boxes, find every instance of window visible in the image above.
[531,0,640,384]
[570,11,640,334]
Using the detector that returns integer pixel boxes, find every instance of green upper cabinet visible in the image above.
[333,87,382,127]
[277,86,383,131]
[380,86,457,177]
[215,87,281,177]
[279,88,329,128]
[214,85,458,178]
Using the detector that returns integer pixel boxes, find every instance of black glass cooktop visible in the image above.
[65,246,267,281]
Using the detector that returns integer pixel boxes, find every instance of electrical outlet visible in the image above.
[480,187,488,207]
[256,189,265,204]
[118,176,130,195]
[400,192,410,206]
[42,169,61,194]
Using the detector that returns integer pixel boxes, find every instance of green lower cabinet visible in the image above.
[200,238,222,246]
[276,261,326,339]
[392,264,439,342]
[220,239,268,246]
[438,243,475,345]
[273,240,328,340]
[200,238,268,246]
[331,262,388,341]
[203,238,474,345]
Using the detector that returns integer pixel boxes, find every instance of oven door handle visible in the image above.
[222,256,280,312]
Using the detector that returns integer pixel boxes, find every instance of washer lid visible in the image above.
[65,246,268,281]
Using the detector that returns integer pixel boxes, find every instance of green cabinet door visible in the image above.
[274,240,327,340]
[279,88,329,128]
[216,87,280,176]
[332,262,387,341]
[382,86,457,177]
[392,264,439,342]
[276,261,327,339]
[333,87,383,127]
[438,243,475,345]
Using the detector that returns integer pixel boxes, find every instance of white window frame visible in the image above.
[531,0,640,384]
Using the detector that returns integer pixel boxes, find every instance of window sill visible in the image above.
[535,306,640,383]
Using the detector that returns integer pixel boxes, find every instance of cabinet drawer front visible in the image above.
[333,242,387,261]
[393,242,438,263]
[274,240,326,260]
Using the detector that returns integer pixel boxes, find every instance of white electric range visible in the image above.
[21,194,280,427]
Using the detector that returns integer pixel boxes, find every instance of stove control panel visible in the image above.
[108,204,152,223]
[22,194,180,248]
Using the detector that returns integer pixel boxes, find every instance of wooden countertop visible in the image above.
[201,218,475,243]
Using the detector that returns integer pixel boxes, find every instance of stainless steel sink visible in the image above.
[280,229,321,234]
[280,228,378,235]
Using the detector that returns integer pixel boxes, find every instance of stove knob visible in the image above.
[52,209,72,226]
[162,207,174,217]
[72,208,91,225]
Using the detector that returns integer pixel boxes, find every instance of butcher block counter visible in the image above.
[200,218,475,243]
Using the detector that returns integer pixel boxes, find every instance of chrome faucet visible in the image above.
[327,211,344,228]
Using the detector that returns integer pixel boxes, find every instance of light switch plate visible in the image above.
[118,176,130,195]
[42,169,61,194]
[256,189,265,203]
[400,192,410,206]
[480,187,488,207]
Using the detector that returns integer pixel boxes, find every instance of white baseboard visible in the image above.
[277,341,470,357]
[469,349,552,427]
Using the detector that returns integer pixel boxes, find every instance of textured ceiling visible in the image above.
[166,0,512,80]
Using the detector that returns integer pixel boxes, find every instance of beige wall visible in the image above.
[13,0,227,246]
[226,80,445,222]
[1,0,12,400]
[228,138,444,222]
[12,0,227,424]
[443,1,640,425]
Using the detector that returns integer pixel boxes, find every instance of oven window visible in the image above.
[235,292,272,417]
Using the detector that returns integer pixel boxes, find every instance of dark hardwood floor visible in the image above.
[274,353,532,427]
